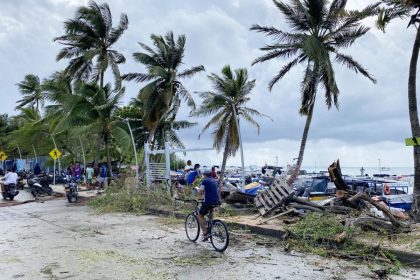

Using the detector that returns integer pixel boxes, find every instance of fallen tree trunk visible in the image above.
[349,192,409,229]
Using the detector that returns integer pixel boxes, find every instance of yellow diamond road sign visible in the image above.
[49,148,62,160]
[0,151,7,161]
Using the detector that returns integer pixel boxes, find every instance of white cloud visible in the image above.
[0,0,417,168]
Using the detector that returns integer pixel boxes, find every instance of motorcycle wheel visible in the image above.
[8,194,14,201]
[67,194,77,203]
[30,189,38,198]
[45,187,54,196]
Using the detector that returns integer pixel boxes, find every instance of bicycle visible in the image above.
[184,199,229,252]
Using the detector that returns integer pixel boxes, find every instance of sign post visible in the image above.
[49,148,62,185]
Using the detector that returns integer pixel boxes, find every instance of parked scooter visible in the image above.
[27,175,54,197]
[65,180,78,203]
[17,171,26,190]
[1,183,19,200]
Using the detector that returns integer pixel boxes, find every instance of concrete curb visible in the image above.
[146,207,420,267]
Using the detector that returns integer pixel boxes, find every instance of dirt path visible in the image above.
[0,200,418,280]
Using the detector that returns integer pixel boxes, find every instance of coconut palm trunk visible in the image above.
[95,134,101,165]
[287,102,315,186]
[104,134,112,184]
[220,135,230,180]
[409,27,420,221]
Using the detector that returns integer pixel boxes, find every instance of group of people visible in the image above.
[179,160,221,241]
[65,162,108,189]
[179,160,218,187]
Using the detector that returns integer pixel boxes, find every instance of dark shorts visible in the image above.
[199,203,219,216]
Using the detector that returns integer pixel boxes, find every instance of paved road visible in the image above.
[0,200,418,280]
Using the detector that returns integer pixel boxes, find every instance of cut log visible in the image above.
[257,209,295,225]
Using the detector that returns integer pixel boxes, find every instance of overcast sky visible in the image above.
[0,0,417,169]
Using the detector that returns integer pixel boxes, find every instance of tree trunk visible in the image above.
[409,27,420,222]
[147,126,156,146]
[104,135,112,185]
[94,134,101,166]
[287,101,315,186]
[220,135,230,181]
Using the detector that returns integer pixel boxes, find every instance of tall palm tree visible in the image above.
[16,74,44,113]
[124,31,205,142]
[251,0,378,185]
[193,65,268,179]
[54,0,128,90]
[377,0,420,221]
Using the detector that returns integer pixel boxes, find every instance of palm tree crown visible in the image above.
[193,65,268,176]
[16,74,44,113]
[54,1,128,89]
[124,31,205,141]
[251,0,378,114]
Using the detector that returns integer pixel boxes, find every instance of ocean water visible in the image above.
[302,166,414,176]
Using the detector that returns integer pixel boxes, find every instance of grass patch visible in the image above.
[286,213,401,273]
[88,182,172,214]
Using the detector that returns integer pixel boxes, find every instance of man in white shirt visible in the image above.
[184,160,193,172]
[1,168,18,192]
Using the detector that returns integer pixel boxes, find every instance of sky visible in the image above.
[0,0,417,170]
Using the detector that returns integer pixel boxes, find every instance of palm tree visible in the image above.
[153,104,198,149]
[16,74,44,113]
[64,83,131,178]
[124,31,205,142]
[377,0,420,221]
[251,0,378,185]
[54,1,128,90]
[193,65,268,179]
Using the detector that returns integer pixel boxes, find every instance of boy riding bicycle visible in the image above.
[195,170,220,241]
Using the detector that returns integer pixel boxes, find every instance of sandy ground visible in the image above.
[0,199,419,280]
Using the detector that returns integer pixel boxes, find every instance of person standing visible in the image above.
[85,164,94,190]
[99,164,107,189]
[72,162,81,181]
[33,163,41,176]
[184,160,193,172]
[211,166,217,179]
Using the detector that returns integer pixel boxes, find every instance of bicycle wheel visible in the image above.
[210,220,229,252]
[185,213,200,242]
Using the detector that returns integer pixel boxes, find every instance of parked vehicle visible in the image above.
[27,175,54,197]
[17,171,27,190]
[1,183,19,200]
[65,180,78,203]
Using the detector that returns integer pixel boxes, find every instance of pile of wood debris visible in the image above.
[254,160,413,233]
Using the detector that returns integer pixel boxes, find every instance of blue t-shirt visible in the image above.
[200,178,220,205]
[100,166,107,178]
[186,170,199,185]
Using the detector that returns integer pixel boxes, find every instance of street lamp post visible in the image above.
[126,119,139,183]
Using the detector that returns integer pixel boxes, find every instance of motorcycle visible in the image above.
[1,183,19,200]
[27,175,54,197]
[17,171,26,190]
[65,180,78,203]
